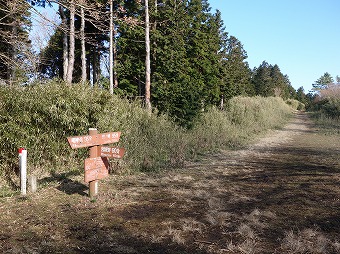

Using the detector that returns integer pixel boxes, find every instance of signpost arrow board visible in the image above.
[67,132,121,149]
[99,146,125,159]
[84,157,109,183]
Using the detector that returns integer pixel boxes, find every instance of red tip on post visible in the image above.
[18,147,25,154]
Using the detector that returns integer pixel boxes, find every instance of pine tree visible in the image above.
[313,72,334,90]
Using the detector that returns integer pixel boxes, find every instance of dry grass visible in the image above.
[206,211,233,227]
[1,112,339,254]
[281,228,339,253]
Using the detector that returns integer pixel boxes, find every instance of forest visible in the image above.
[0,0,312,127]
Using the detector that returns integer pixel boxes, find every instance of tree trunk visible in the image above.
[153,0,157,64]
[145,0,151,111]
[113,27,118,89]
[8,20,18,85]
[109,0,114,94]
[92,45,100,85]
[92,48,97,85]
[8,2,19,85]
[86,53,91,81]
[59,5,68,82]
[66,0,75,84]
[81,6,86,84]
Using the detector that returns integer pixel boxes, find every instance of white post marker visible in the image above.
[19,148,27,195]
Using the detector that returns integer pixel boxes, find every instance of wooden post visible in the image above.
[88,128,98,198]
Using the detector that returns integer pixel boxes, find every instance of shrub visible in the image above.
[286,99,305,111]
[320,98,340,119]
[0,82,293,190]
[0,81,187,187]
[0,81,106,187]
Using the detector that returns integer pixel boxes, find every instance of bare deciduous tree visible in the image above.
[80,4,86,84]
[66,0,75,84]
[58,4,69,81]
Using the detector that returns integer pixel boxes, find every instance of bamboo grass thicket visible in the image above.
[0,81,294,191]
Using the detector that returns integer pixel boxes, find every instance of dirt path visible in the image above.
[1,112,339,253]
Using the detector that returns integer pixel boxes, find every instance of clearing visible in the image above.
[0,112,339,253]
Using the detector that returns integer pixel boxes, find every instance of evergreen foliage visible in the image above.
[313,72,334,90]
[38,5,109,83]
[296,86,308,107]
[117,0,256,126]
[252,61,295,99]
[222,35,253,99]
[39,29,64,78]
[252,61,272,96]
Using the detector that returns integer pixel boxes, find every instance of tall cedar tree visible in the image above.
[252,61,294,99]
[253,61,273,96]
[115,0,145,95]
[118,0,227,127]
[270,64,288,97]
[0,0,31,84]
[222,35,253,99]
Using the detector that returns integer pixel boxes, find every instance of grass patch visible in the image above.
[281,228,339,253]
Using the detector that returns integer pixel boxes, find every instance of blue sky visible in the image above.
[208,0,340,92]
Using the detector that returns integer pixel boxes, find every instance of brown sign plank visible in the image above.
[67,132,121,149]
[98,132,121,145]
[99,146,125,159]
[84,157,109,183]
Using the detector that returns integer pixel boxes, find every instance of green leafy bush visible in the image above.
[0,81,107,185]
[0,81,186,186]
[320,98,340,119]
[0,81,293,190]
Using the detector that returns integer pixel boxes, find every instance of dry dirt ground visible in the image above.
[0,112,339,253]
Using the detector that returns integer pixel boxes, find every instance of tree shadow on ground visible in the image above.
[0,199,210,254]
[39,171,88,196]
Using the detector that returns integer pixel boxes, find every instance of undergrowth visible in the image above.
[309,84,340,134]
[0,81,293,191]
[310,112,340,135]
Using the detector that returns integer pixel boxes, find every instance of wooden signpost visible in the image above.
[67,128,125,198]
[67,132,121,149]
[84,157,109,183]
[99,146,125,159]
